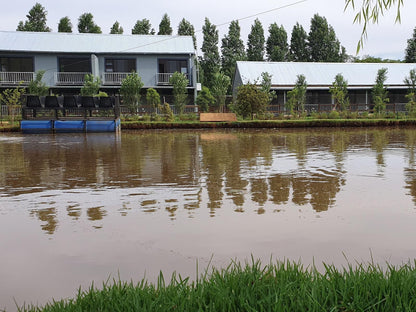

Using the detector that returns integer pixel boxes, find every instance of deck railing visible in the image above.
[102,72,130,85]
[54,72,90,85]
[0,72,34,85]
[157,73,189,85]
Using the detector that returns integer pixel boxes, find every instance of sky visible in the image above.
[0,0,415,60]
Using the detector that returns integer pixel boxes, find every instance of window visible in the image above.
[58,57,91,72]
[105,58,136,73]
[158,59,188,74]
[0,57,33,72]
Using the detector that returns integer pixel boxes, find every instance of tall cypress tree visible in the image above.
[58,16,72,33]
[78,13,101,33]
[178,18,197,50]
[158,13,172,35]
[221,20,246,84]
[132,19,155,35]
[266,23,288,61]
[405,27,416,63]
[110,21,123,34]
[200,18,220,89]
[308,14,346,62]
[290,23,309,61]
[247,19,265,61]
[17,2,51,32]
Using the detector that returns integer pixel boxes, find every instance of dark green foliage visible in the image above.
[404,69,416,116]
[0,84,25,124]
[178,18,197,50]
[170,72,189,115]
[200,18,220,89]
[286,74,307,115]
[260,72,276,105]
[120,72,144,114]
[372,68,389,115]
[210,71,231,112]
[22,259,416,312]
[221,20,246,84]
[110,21,123,34]
[158,13,172,35]
[146,88,160,112]
[77,13,101,34]
[27,71,49,96]
[290,23,309,62]
[132,19,155,35]
[353,55,402,63]
[58,17,72,33]
[17,2,51,32]
[266,23,288,61]
[405,27,416,63]
[308,14,346,62]
[196,86,215,112]
[235,83,269,119]
[80,74,101,96]
[329,73,349,111]
[246,19,265,61]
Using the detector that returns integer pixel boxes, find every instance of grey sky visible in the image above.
[1,0,415,60]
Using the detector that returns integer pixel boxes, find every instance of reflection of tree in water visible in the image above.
[370,130,389,168]
[269,175,290,205]
[404,130,416,205]
[30,207,58,235]
[87,206,107,221]
[67,204,81,220]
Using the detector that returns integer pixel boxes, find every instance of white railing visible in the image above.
[157,73,189,85]
[0,72,34,85]
[54,72,90,85]
[102,72,130,85]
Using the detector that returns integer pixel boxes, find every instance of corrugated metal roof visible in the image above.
[0,31,195,55]
[236,61,416,88]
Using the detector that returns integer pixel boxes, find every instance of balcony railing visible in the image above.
[157,73,189,85]
[102,72,130,85]
[0,72,34,85]
[54,72,90,85]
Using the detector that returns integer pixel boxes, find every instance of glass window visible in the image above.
[158,59,188,74]
[58,57,91,72]
[0,57,33,72]
[105,59,136,72]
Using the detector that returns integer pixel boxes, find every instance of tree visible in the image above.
[286,74,307,115]
[405,27,416,63]
[235,83,269,119]
[110,21,123,34]
[27,71,49,96]
[266,23,289,61]
[169,72,189,115]
[196,86,215,112]
[345,0,403,52]
[246,19,265,61]
[210,71,231,112]
[290,23,309,62]
[78,13,102,34]
[200,18,220,89]
[221,20,246,85]
[0,84,25,124]
[329,73,349,111]
[260,72,276,106]
[146,88,160,113]
[158,13,172,35]
[120,72,144,114]
[80,74,101,96]
[17,3,51,32]
[372,68,389,115]
[404,69,416,116]
[132,19,155,35]
[58,17,72,33]
[308,14,347,62]
[178,18,196,50]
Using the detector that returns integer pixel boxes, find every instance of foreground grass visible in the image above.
[20,259,416,311]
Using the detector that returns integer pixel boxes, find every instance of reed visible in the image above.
[20,259,416,311]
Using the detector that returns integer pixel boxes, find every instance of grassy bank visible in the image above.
[20,259,416,311]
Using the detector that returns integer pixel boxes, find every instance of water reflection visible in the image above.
[1,128,416,235]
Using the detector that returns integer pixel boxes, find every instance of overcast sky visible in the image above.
[1,0,415,60]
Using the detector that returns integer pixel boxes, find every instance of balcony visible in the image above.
[157,73,189,85]
[0,72,34,85]
[102,72,129,85]
[54,72,90,86]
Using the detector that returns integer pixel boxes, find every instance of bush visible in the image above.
[27,70,49,96]
[146,88,160,112]
[80,74,101,96]
[196,86,215,112]
[159,102,174,122]
[170,72,189,115]
[235,83,269,119]
[328,111,340,119]
[120,72,144,115]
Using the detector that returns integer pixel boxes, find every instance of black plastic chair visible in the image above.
[62,95,79,117]
[45,96,62,119]
[24,95,42,118]
[99,97,114,108]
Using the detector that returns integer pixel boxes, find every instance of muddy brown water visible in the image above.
[1,128,416,310]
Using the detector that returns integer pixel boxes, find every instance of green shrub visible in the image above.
[80,74,101,96]
[328,110,340,119]
[27,70,49,96]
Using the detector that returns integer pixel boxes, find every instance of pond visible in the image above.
[1,127,416,310]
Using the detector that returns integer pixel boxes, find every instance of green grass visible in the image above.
[19,259,416,311]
